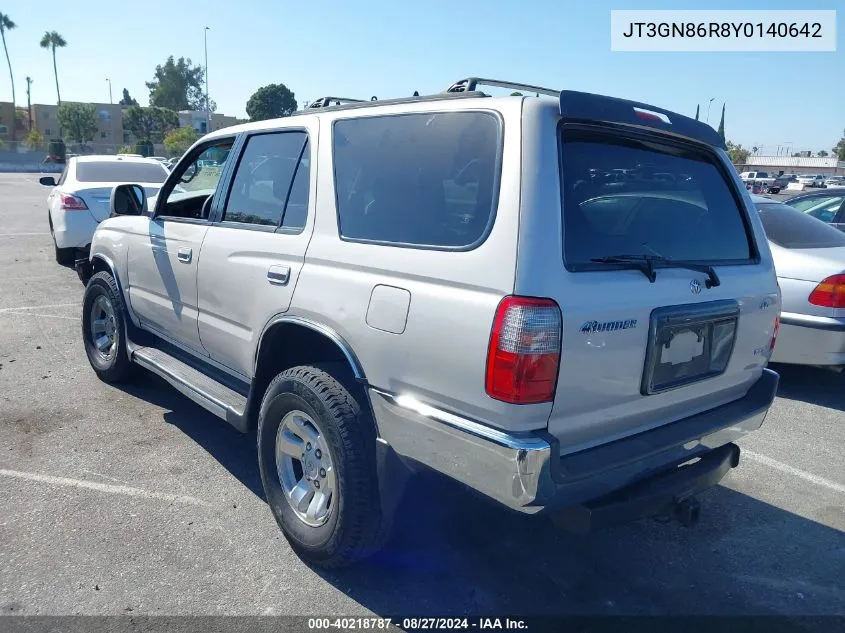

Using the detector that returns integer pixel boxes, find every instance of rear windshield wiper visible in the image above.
[590,254,721,288]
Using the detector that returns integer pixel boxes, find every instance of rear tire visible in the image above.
[82,271,133,383]
[257,365,390,568]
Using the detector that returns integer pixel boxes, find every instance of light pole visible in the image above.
[705,97,715,124]
[204,26,211,133]
[106,77,112,104]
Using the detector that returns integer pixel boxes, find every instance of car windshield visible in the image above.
[756,202,845,249]
[75,161,168,183]
[560,129,753,266]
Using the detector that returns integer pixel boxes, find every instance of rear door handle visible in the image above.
[177,247,192,263]
[267,265,290,286]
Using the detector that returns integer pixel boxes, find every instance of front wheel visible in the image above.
[257,366,390,568]
[82,271,133,383]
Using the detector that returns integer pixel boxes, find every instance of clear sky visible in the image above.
[1,0,841,154]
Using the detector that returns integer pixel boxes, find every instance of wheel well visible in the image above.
[248,322,367,429]
[92,257,111,276]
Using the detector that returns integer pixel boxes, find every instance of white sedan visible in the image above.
[40,155,169,265]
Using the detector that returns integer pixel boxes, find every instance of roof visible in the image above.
[741,155,843,169]
[74,155,165,165]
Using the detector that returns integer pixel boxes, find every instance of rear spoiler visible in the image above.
[559,90,726,150]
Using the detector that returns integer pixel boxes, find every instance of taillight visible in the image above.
[485,296,561,404]
[808,274,845,308]
[59,193,88,211]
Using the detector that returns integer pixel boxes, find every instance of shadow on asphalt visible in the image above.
[770,363,844,411]
[115,372,844,618]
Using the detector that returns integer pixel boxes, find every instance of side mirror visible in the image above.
[110,184,147,217]
[39,176,56,186]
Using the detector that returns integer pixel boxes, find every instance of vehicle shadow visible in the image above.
[113,373,844,620]
[770,363,844,411]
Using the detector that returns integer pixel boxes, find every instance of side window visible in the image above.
[222,131,307,228]
[281,142,310,230]
[160,141,234,220]
[333,112,500,248]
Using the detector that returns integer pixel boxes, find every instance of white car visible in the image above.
[40,155,169,265]
[797,174,825,188]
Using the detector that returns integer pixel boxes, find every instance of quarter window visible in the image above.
[223,131,309,228]
[333,112,500,248]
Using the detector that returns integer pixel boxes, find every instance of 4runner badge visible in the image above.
[580,319,638,334]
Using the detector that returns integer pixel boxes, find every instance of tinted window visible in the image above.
[333,112,500,248]
[785,195,843,213]
[223,132,307,227]
[756,203,845,249]
[281,142,310,230]
[75,161,168,183]
[560,130,752,266]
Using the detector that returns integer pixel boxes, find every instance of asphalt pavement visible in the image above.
[0,173,843,621]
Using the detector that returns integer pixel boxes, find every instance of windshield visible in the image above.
[75,161,168,183]
[756,202,845,249]
[560,129,753,267]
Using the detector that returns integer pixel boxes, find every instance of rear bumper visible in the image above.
[51,208,98,249]
[771,313,845,367]
[370,368,778,515]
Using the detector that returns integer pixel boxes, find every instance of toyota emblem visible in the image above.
[690,279,702,295]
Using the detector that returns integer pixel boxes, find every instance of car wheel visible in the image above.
[81,271,133,383]
[257,365,391,568]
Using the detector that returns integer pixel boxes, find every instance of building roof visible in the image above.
[740,155,843,168]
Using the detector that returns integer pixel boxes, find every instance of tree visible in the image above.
[246,83,297,121]
[57,103,97,145]
[163,126,198,157]
[833,130,845,160]
[694,104,699,121]
[752,146,759,155]
[716,103,725,140]
[123,105,178,143]
[39,31,67,106]
[0,12,17,141]
[146,56,213,112]
[119,88,138,106]
[725,140,749,165]
[25,128,45,150]
[817,150,828,157]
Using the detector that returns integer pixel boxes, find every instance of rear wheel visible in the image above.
[257,366,390,568]
[82,271,133,382]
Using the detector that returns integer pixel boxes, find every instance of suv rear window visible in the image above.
[76,161,168,183]
[333,111,500,249]
[560,130,753,267]
[755,202,845,249]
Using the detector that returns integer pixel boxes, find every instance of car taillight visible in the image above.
[59,193,88,211]
[485,296,561,404]
[808,274,845,308]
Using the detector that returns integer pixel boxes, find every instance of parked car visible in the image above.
[739,171,779,192]
[797,174,826,188]
[772,174,796,190]
[148,156,168,163]
[752,195,845,370]
[783,191,845,232]
[39,155,170,265]
[823,176,845,188]
[77,79,780,567]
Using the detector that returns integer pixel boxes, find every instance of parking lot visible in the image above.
[0,172,843,619]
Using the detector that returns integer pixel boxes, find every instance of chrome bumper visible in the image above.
[369,369,779,513]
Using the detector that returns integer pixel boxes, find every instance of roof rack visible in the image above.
[307,96,368,109]
[445,77,559,97]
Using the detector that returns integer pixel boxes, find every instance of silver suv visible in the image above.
[78,78,781,567]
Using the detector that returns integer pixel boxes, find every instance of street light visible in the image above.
[106,78,112,104]
[204,26,211,133]
[705,97,715,124]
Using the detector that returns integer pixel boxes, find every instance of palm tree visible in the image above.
[0,12,16,141]
[39,30,66,106]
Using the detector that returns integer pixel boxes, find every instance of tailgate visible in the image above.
[530,94,779,452]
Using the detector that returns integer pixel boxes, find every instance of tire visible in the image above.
[257,365,390,568]
[81,271,133,383]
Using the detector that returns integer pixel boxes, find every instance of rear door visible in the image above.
[521,110,778,452]
[196,125,315,377]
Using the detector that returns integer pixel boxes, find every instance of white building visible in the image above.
[738,155,844,176]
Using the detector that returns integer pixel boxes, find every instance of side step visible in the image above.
[132,346,248,430]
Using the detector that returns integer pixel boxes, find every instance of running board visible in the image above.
[132,346,248,431]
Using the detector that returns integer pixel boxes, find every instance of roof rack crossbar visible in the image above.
[308,96,367,109]
[445,77,559,97]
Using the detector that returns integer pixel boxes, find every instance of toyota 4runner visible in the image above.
[78,78,781,567]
